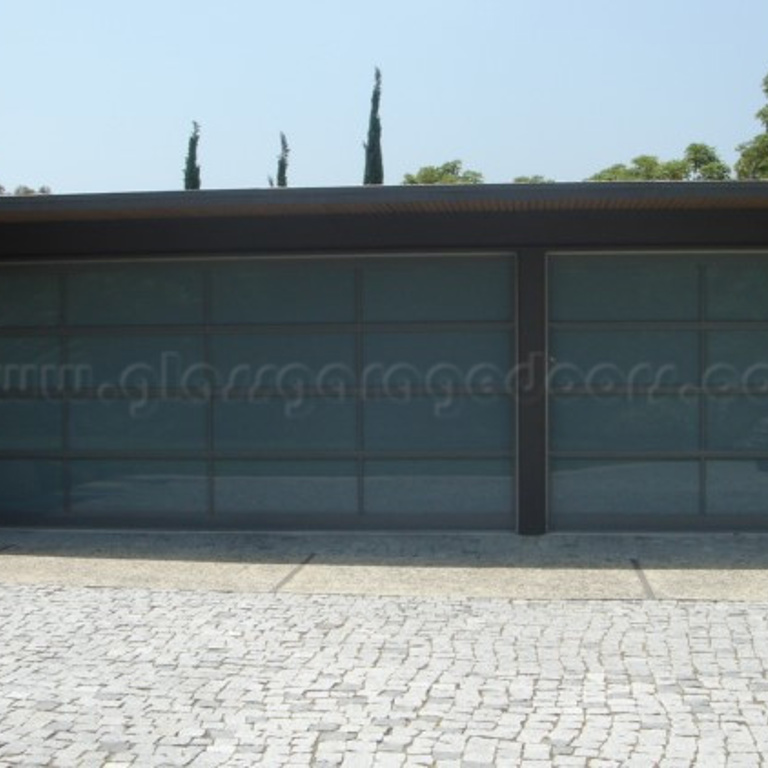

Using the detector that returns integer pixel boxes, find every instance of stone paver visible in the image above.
[0,585,767,766]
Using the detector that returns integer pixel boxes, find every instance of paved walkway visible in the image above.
[0,533,767,766]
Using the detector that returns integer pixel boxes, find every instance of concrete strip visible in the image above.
[643,568,768,601]
[0,555,297,593]
[630,558,657,599]
[272,552,316,592]
[284,564,646,599]
[1,531,768,599]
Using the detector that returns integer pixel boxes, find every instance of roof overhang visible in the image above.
[1,182,767,258]
[1,182,768,224]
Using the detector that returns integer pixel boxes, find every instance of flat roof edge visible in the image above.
[1,182,768,224]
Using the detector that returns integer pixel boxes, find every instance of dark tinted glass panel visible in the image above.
[211,333,355,392]
[706,260,768,321]
[0,460,64,518]
[550,256,698,321]
[364,259,513,322]
[0,337,61,393]
[706,397,768,452]
[211,262,355,324]
[67,335,206,390]
[70,400,207,452]
[550,396,699,453]
[70,460,207,515]
[707,460,768,515]
[365,397,513,452]
[0,271,59,327]
[364,460,513,520]
[215,399,356,452]
[0,401,62,451]
[364,332,512,391]
[67,265,204,325]
[215,461,357,515]
[706,332,768,390]
[550,459,699,520]
[550,331,699,389]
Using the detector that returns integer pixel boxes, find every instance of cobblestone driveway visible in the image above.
[1,586,767,767]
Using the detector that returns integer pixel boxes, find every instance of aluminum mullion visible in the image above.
[355,264,365,516]
[59,270,71,517]
[549,451,768,460]
[549,321,768,331]
[549,388,768,397]
[0,450,519,461]
[698,263,708,517]
[0,321,516,337]
[517,250,547,535]
[203,263,215,518]
[510,254,520,532]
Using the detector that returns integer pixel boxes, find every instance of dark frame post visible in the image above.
[516,249,548,534]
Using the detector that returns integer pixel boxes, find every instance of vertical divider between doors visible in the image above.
[59,269,72,517]
[354,263,365,516]
[697,261,708,518]
[203,264,215,518]
[516,249,548,535]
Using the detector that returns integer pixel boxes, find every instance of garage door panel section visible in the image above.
[0,460,65,524]
[363,259,513,322]
[550,459,700,526]
[69,399,208,453]
[0,336,61,390]
[0,400,63,451]
[705,261,768,321]
[211,261,356,324]
[364,459,514,528]
[363,331,512,392]
[214,460,358,524]
[67,335,207,390]
[67,264,205,326]
[364,397,513,454]
[550,396,700,453]
[0,270,60,327]
[550,330,700,388]
[214,398,357,454]
[550,256,699,322]
[549,252,768,531]
[210,333,356,393]
[0,256,515,530]
[69,460,209,526]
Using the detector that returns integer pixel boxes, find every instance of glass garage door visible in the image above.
[0,255,516,530]
[548,252,768,531]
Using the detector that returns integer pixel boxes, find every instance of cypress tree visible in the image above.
[276,132,289,188]
[363,68,383,185]
[183,121,201,190]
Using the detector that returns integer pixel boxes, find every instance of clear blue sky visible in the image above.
[2,0,767,193]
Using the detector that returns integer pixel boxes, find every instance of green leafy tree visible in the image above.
[10,185,51,196]
[660,159,691,180]
[588,144,730,181]
[513,175,555,183]
[755,73,768,130]
[183,121,202,190]
[684,143,731,180]
[736,73,768,180]
[363,68,383,185]
[736,134,768,179]
[403,160,483,185]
